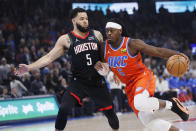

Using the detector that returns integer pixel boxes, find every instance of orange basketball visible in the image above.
[166,55,188,77]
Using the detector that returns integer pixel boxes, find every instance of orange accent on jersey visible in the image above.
[104,37,149,85]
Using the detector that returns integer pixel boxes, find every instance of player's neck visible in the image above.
[73,29,88,37]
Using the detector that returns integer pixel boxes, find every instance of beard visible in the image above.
[76,23,89,33]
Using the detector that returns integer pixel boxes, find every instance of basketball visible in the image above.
[166,55,188,77]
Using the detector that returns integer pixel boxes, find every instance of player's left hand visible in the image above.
[14,64,29,76]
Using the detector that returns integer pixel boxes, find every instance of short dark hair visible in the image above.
[69,8,87,19]
[107,18,129,37]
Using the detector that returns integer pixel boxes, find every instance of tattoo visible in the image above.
[61,35,71,51]
[94,30,103,43]
[67,37,71,44]
[98,33,103,43]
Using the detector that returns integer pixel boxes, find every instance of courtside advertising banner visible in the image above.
[0,96,59,123]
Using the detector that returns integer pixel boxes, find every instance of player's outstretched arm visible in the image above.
[129,39,190,66]
[15,35,70,76]
[130,39,180,58]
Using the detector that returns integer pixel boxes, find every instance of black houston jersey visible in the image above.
[68,30,101,78]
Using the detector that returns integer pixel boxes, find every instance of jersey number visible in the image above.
[86,54,92,66]
[117,68,125,76]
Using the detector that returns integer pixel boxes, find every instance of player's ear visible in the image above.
[72,18,75,24]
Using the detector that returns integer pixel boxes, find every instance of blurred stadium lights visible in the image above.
[72,2,139,15]
[156,0,196,13]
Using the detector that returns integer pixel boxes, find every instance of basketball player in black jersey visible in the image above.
[15,8,119,131]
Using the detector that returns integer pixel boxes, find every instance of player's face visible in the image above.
[74,12,89,32]
[106,28,121,43]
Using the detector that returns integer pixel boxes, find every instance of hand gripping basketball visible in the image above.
[179,53,190,69]
[166,54,189,77]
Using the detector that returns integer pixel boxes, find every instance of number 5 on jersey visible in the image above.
[86,54,92,66]
[117,68,125,76]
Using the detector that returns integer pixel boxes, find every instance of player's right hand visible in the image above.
[14,64,29,76]
[179,53,190,69]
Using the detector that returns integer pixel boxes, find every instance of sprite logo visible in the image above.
[22,104,34,115]
[36,102,55,113]
[0,96,58,122]
[0,105,18,117]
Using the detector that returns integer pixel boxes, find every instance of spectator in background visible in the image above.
[0,35,6,57]
[37,47,47,58]
[45,73,58,94]
[5,64,17,87]
[10,75,28,98]
[178,86,188,103]
[0,86,3,99]
[24,46,31,64]
[22,72,32,95]
[16,47,26,64]
[107,71,124,113]
[31,72,47,95]
[6,35,15,53]
[191,78,196,102]
[168,76,180,89]
[154,76,177,100]
[189,64,196,77]
[0,58,10,85]
[155,76,169,99]
[143,58,151,69]
[53,68,61,87]
[186,88,194,105]
[7,64,16,78]
[60,62,72,83]
[60,77,68,90]
[30,46,38,61]
[2,87,11,99]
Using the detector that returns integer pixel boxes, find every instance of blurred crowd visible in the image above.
[0,0,196,117]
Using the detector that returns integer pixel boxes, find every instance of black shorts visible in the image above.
[67,76,113,111]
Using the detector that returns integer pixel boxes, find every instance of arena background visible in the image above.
[0,0,196,130]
